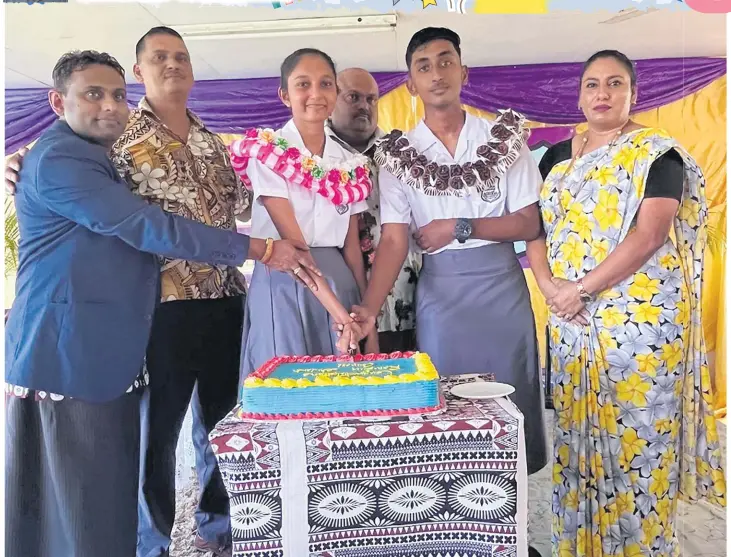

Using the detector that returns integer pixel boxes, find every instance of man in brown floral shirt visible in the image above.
[114,27,245,557]
[326,68,421,353]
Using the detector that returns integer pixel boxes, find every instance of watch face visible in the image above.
[455,220,470,242]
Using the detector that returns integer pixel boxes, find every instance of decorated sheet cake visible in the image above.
[238,351,444,420]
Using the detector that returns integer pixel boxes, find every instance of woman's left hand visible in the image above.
[548,278,585,320]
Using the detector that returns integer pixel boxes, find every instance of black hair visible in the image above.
[581,50,637,87]
[52,50,125,94]
[279,48,337,90]
[135,26,184,62]
[405,27,461,69]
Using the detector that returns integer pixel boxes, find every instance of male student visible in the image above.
[345,28,548,556]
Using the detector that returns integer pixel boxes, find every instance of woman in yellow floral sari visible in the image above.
[527,50,725,557]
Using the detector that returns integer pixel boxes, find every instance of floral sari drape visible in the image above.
[540,128,725,557]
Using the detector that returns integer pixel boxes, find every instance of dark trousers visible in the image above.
[378,329,417,353]
[362,330,416,355]
[137,296,244,557]
[6,391,141,557]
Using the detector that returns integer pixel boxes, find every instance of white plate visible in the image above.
[450,382,515,400]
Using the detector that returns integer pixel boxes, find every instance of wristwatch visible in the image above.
[576,279,594,302]
[454,218,472,244]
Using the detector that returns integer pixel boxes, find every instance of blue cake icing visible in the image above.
[273,358,418,380]
[240,353,441,418]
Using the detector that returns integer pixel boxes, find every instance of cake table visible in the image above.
[209,374,528,557]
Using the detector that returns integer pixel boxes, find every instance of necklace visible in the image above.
[555,124,628,214]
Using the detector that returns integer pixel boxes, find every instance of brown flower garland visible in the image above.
[374,109,529,202]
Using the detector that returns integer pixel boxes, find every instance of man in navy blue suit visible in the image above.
[4,50,320,557]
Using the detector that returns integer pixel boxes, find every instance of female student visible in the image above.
[229,48,375,374]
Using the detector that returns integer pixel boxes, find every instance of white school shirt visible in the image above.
[379,112,542,254]
[249,119,368,248]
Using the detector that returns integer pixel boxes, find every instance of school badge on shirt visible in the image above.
[481,183,501,203]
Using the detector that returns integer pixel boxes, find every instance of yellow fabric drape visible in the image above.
[472,0,547,14]
[631,79,727,418]
[374,77,727,415]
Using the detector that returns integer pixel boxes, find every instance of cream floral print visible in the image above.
[188,131,214,158]
[540,128,725,557]
[132,162,166,194]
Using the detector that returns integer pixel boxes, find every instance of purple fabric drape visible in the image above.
[5,57,725,154]
[526,126,574,148]
[461,57,726,124]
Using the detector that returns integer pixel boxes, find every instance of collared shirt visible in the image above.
[379,112,541,255]
[248,119,368,248]
[326,121,421,333]
[112,97,250,302]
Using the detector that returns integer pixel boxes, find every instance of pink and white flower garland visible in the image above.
[228,128,373,207]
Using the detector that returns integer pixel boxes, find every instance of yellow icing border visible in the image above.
[243,353,438,389]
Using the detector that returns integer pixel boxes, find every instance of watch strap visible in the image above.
[576,279,592,301]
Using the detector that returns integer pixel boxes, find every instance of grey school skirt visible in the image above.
[240,247,361,378]
[416,242,548,474]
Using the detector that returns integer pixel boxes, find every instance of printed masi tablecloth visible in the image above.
[210,375,528,557]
